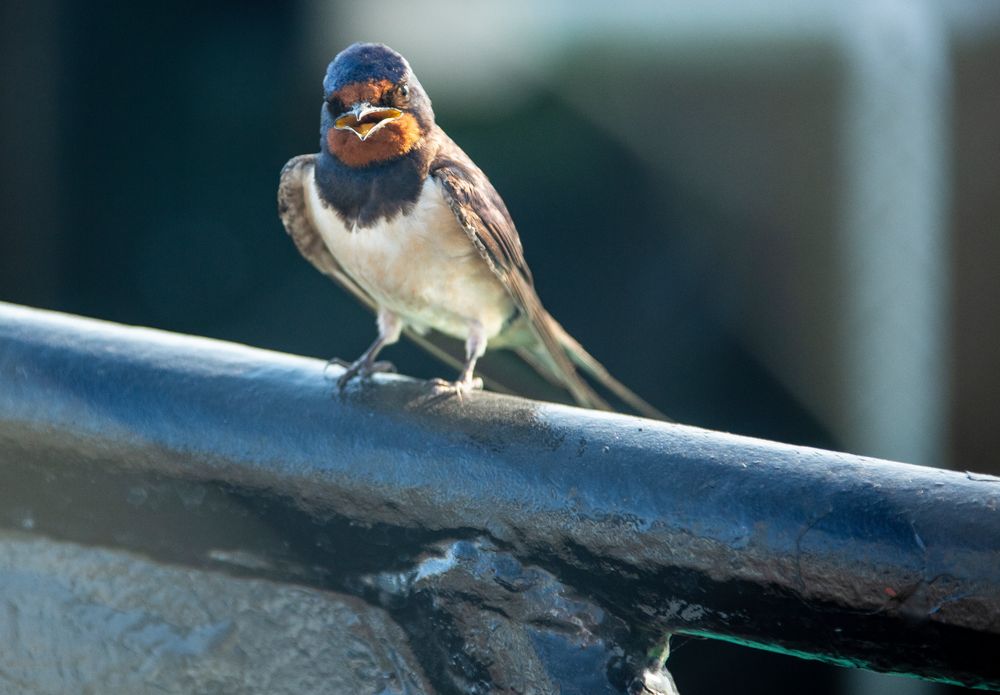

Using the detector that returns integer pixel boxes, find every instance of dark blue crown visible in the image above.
[323,43,409,94]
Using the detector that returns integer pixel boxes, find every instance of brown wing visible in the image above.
[428,132,612,411]
[278,155,376,310]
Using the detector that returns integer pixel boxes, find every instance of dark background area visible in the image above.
[2,2,997,693]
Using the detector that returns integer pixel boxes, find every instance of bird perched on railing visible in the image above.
[278,42,663,419]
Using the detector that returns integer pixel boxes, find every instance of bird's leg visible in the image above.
[430,321,486,397]
[330,309,402,389]
[457,324,486,390]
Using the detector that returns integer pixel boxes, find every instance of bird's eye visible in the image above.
[398,84,410,99]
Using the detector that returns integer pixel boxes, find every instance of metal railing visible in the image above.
[1,302,997,693]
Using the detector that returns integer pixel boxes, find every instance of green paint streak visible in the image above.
[678,631,986,690]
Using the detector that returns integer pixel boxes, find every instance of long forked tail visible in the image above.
[404,310,667,420]
[516,315,669,421]
[557,324,669,420]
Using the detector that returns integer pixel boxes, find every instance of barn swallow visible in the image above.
[278,42,663,418]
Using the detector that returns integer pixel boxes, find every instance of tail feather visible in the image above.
[552,322,669,421]
[516,314,668,421]
[514,344,614,412]
[403,311,667,420]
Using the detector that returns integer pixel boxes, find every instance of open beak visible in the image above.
[334,102,403,141]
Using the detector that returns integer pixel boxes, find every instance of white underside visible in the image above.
[306,170,515,341]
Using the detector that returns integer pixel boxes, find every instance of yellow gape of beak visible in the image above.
[334,102,403,140]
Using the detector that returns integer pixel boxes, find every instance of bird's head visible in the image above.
[320,43,434,168]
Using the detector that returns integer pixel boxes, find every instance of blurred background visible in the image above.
[2,1,998,693]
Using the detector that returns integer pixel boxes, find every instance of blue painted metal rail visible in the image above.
[0,302,997,692]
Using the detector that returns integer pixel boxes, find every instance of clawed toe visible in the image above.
[427,376,483,401]
[329,357,397,389]
[324,357,352,378]
[369,360,397,374]
[336,367,357,390]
